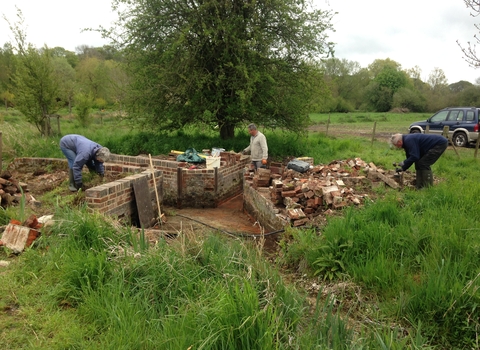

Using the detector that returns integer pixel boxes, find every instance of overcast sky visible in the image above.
[1,0,480,84]
[324,0,480,84]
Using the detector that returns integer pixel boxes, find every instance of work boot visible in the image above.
[423,170,433,187]
[68,169,77,192]
[416,170,433,189]
[415,170,424,190]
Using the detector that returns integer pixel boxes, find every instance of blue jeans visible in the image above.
[61,147,76,169]
[252,161,266,170]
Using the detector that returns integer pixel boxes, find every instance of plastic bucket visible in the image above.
[206,157,220,169]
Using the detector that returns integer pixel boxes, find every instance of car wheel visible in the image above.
[410,129,421,134]
[453,132,467,147]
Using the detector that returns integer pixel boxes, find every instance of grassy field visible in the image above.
[309,112,431,135]
[1,109,480,348]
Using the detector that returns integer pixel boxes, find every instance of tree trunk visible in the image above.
[219,122,235,140]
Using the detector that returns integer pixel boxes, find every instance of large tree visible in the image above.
[364,59,409,112]
[102,0,334,139]
[52,56,77,114]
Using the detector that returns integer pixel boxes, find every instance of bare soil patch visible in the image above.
[308,123,393,141]
[1,162,131,217]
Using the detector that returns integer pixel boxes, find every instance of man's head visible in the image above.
[390,134,403,149]
[96,147,111,163]
[248,123,258,136]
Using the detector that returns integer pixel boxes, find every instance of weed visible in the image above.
[313,238,353,281]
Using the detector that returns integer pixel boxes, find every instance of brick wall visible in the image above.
[243,181,285,232]
[10,156,289,233]
[7,157,158,220]
[111,153,250,208]
[85,169,162,219]
[9,153,250,218]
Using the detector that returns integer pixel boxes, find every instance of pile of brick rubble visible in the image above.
[245,158,410,227]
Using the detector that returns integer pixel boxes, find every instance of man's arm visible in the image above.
[401,140,420,171]
[259,134,268,160]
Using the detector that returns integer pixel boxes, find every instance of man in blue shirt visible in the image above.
[390,133,448,189]
[60,134,111,191]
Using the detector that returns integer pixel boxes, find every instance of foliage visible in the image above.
[0,206,11,225]
[375,66,408,93]
[366,63,410,112]
[104,0,334,139]
[313,237,352,281]
[455,84,480,106]
[52,56,76,113]
[75,57,113,102]
[365,82,395,112]
[0,11,477,123]
[5,10,60,136]
[392,87,427,112]
[0,43,16,110]
[74,92,94,127]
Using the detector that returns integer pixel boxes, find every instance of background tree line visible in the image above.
[2,1,480,139]
[320,57,480,113]
[2,39,480,131]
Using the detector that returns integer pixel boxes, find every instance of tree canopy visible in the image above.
[104,0,335,138]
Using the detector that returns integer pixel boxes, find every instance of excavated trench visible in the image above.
[148,194,283,253]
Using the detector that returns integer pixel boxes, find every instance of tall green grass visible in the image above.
[1,208,366,349]
[280,155,480,348]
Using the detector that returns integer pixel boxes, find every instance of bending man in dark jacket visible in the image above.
[390,133,447,189]
[60,134,111,191]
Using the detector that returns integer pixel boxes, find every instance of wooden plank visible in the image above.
[133,177,154,229]
[376,172,400,189]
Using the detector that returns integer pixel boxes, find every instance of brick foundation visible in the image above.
[10,153,250,219]
[242,181,286,232]
[110,153,250,208]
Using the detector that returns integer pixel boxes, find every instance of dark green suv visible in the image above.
[408,107,480,147]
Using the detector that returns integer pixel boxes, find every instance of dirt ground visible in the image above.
[308,124,392,141]
[1,163,132,217]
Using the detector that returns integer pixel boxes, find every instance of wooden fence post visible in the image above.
[371,121,377,146]
[326,114,330,136]
[475,135,480,159]
[57,115,61,135]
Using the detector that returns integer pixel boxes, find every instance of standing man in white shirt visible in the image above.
[242,123,268,170]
